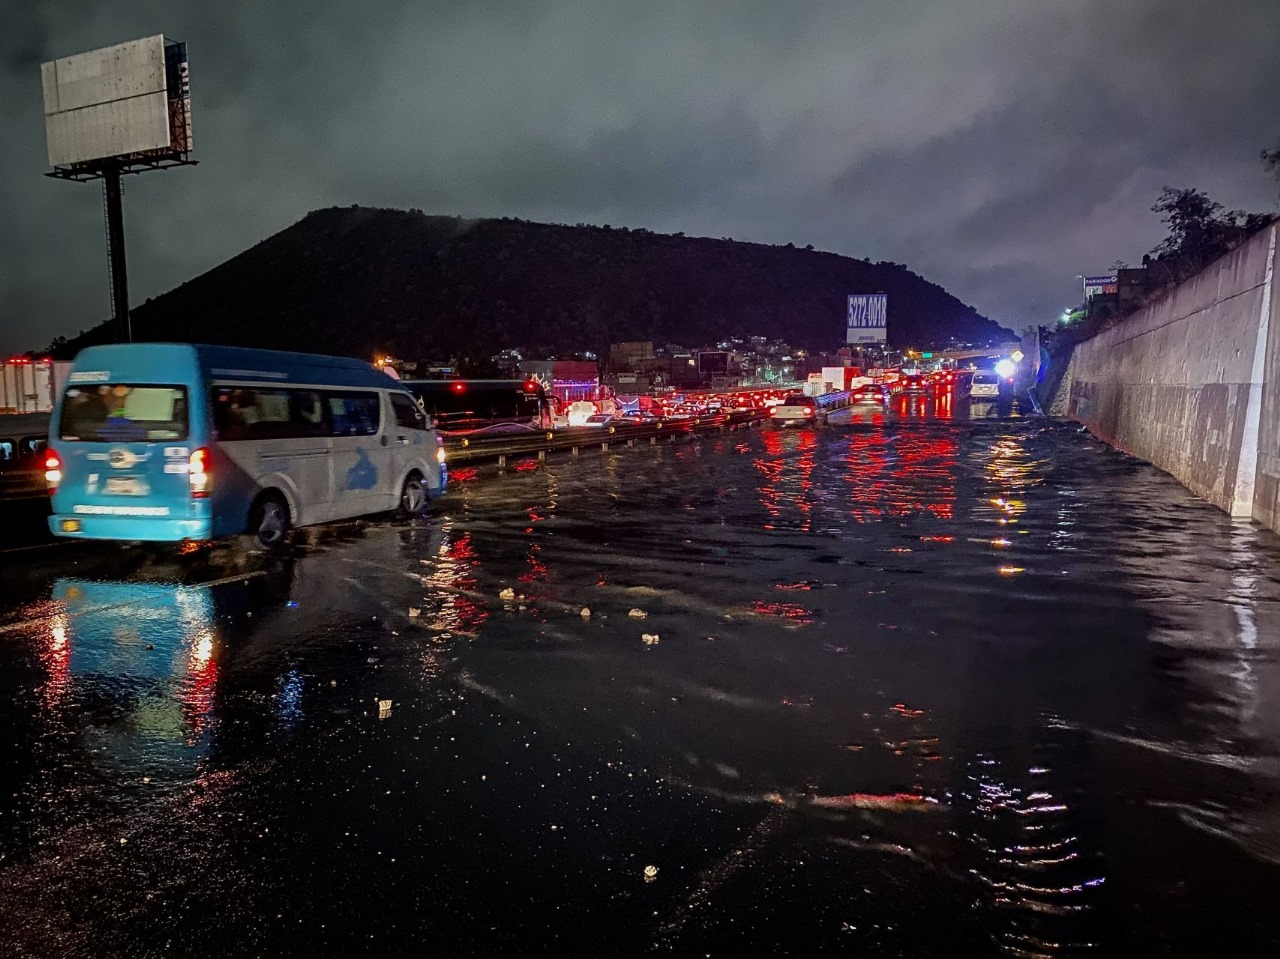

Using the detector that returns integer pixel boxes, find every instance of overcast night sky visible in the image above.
[1,0,1278,355]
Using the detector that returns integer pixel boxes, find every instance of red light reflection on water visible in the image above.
[752,600,815,624]
[181,632,219,744]
[755,429,818,531]
[424,531,489,634]
[843,431,957,522]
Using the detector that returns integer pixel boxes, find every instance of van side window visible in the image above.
[328,392,381,436]
[0,440,13,462]
[215,387,294,440]
[18,437,46,457]
[389,393,427,430]
[292,391,328,436]
[214,387,329,440]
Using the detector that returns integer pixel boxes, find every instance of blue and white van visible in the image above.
[46,344,446,546]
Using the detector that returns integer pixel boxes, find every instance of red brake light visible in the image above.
[188,448,210,498]
[44,451,62,490]
[452,382,465,392]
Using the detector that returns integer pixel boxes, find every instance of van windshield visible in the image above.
[972,373,999,384]
[59,385,189,442]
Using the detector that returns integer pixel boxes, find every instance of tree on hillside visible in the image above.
[1146,187,1270,281]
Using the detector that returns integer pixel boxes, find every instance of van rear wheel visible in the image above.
[397,471,427,519]
[248,492,290,550]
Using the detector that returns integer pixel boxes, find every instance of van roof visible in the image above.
[69,343,401,391]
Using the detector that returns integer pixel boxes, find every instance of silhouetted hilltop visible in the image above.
[56,207,1009,359]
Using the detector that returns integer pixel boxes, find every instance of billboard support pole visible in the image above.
[102,165,131,343]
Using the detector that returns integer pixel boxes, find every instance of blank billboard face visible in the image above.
[42,36,172,167]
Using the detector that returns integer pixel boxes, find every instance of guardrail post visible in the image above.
[497,454,506,468]
[538,450,546,462]
[571,446,579,456]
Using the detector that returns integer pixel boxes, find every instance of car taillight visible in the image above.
[188,448,210,498]
[44,451,61,491]
[436,445,447,464]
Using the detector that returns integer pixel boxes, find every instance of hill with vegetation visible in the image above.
[54,207,1009,360]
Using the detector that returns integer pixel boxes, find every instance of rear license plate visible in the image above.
[60,519,82,533]
[104,476,150,496]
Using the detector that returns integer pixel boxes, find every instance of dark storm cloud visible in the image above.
[1,0,1278,352]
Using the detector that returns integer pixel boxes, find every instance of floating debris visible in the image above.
[378,700,393,720]
[580,607,592,618]
[641,633,660,645]
[628,608,648,619]
[643,864,659,882]
[499,587,516,600]
[408,607,421,618]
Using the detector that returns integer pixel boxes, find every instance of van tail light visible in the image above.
[188,448,210,499]
[436,445,447,465]
[44,451,62,491]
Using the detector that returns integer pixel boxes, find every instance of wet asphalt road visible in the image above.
[2,406,1280,957]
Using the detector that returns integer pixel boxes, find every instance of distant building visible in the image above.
[610,341,654,371]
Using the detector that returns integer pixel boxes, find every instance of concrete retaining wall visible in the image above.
[1066,222,1279,526]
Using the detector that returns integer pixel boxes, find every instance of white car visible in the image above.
[581,413,618,428]
[970,372,1001,398]
[769,393,817,425]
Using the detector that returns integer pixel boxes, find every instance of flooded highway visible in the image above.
[2,414,1279,957]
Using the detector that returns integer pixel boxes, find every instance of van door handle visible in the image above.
[396,435,409,445]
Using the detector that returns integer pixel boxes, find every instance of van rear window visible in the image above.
[59,385,189,442]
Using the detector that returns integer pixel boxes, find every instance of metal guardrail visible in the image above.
[443,409,769,465]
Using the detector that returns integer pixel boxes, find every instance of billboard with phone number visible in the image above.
[847,294,887,345]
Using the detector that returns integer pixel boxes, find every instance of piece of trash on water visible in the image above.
[499,587,516,600]
[378,700,393,720]
[628,608,648,619]
[119,837,128,845]
[643,864,659,882]
[580,607,592,618]
[642,633,660,645]
[408,608,421,618]
[367,657,379,664]
[330,679,337,686]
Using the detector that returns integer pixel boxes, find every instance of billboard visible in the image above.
[847,293,887,345]
[698,351,730,375]
[42,35,192,168]
[1084,274,1118,298]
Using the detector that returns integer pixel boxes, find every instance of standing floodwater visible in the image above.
[1,419,1278,957]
